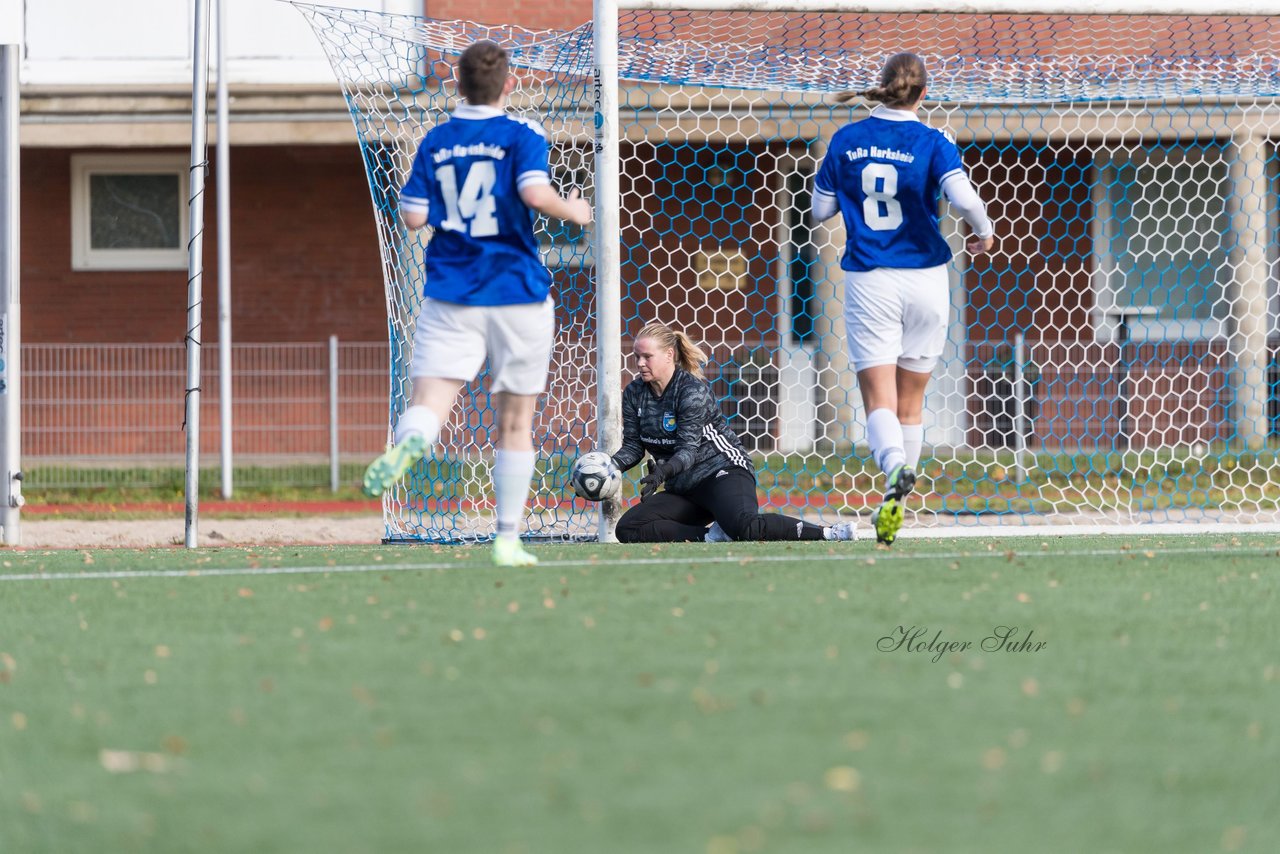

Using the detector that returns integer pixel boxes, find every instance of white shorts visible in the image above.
[843,265,950,374]
[410,297,555,395]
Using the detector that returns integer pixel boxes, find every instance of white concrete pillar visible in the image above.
[1227,130,1271,450]
[808,139,858,449]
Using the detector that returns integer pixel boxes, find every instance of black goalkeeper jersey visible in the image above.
[611,368,753,495]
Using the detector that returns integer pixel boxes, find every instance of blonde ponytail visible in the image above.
[636,321,708,380]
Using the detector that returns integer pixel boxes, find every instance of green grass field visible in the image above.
[2,535,1279,853]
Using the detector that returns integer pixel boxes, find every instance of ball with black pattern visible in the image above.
[570,451,622,502]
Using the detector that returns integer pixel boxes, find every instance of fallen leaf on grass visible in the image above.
[352,684,377,709]
[1221,826,1247,852]
[99,749,171,774]
[823,766,861,792]
[1041,750,1064,773]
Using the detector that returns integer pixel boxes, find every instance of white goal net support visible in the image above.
[298,0,1280,541]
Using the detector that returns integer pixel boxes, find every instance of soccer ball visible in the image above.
[570,451,621,502]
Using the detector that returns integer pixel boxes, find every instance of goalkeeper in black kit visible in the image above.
[608,322,859,544]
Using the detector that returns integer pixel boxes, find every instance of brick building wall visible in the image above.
[428,1,589,29]
[22,145,387,345]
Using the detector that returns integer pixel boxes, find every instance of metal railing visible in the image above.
[22,340,389,491]
[18,337,1278,496]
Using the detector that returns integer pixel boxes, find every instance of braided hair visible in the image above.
[835,52,928,109]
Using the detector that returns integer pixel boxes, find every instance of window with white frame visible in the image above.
[71,154,189,271]
[1091,144,1232,341]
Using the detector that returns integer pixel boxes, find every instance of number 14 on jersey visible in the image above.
[438,161,499,237]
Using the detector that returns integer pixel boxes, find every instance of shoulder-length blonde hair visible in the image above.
[636,321,708,380]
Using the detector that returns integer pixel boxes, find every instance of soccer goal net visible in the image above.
[298,0,1280,541]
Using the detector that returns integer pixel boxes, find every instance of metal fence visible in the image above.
[18,337,1280,496]
[22,341,390,491]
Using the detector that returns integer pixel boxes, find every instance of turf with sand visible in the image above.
[1,535,1278,852]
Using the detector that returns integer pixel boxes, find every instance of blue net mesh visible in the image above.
[298,3,1280,536]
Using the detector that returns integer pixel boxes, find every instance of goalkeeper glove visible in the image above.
[638,459,675,500]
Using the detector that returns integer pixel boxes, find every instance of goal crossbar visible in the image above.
[618,1,1280,14]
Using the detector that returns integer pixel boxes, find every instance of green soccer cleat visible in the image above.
[872,499,904,546]
[362,433,428,497]
[492,537,538,567]
[873,465,917,546]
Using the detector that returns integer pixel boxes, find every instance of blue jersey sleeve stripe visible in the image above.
[516,170,551,189]
[938,167,965,183]
[814,186,836,198]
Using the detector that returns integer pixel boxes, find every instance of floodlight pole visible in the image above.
[0,42,23,547]
[185,0,213,548]
[593,0,623,542]
[216,0,233,498]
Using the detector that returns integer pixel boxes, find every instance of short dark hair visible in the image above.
[456,40,510,106]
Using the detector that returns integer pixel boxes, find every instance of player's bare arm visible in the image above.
[400,208,427,230]
[520,185,592,225]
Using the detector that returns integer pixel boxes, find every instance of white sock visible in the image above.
[902,422,924,469]
[866,408,906,475]
[394,405,441,447]
[493,449,537,542]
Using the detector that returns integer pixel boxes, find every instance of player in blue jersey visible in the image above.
[813,52,995,546]
[362,41,592,567]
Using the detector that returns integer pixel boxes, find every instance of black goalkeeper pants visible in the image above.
[614,467,826,543]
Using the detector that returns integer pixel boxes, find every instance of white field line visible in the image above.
[900,523,1280,538]
[0,544,1277,583]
